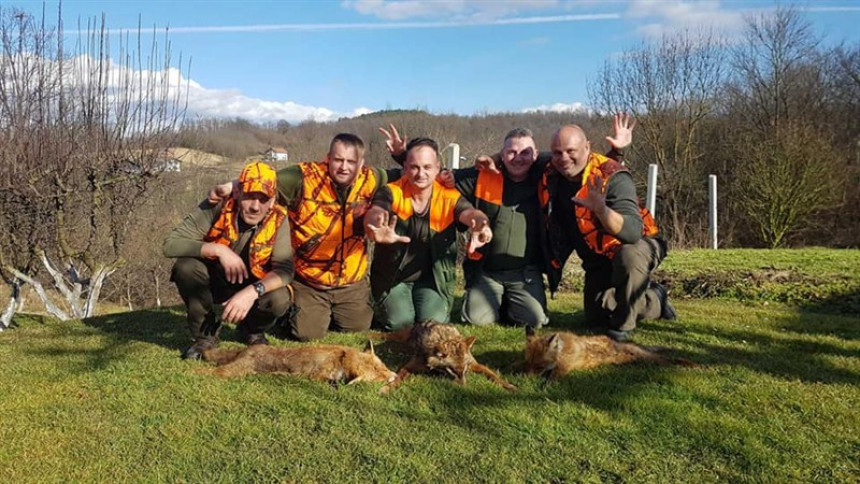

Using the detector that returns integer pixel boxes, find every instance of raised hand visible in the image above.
[367,211,411,245]
[436,169,455,189]
[605,112,636,150]
[467,217,492,253]
[207,181,236,205]
[378,123,408,156]
[572,175,607,216]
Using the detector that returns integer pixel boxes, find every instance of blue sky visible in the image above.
[11,0,860,123]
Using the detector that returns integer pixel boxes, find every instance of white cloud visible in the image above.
[183,82,370,123]
[342,0,563,21]
[522,102,587,113]
[625,0,746,38]
[80,13,621,36]
[1,52,370,123]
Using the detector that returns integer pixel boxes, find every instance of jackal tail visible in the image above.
[635,345,699,368]
[201,347,245,366]
[367,326,413,343]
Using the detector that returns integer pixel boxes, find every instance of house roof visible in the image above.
[268,146,288,153]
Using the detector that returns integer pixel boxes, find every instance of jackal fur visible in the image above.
[524,327,698,380]
[372,320,517,393]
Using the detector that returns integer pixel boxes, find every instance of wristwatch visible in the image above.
[253,282,266,298]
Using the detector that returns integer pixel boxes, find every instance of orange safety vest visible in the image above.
[204,198,288,279]
[466,168,506,260]
[371,177,462,304]
[387,177,460,233]
[573,152,659,259]
[289,161,379,288]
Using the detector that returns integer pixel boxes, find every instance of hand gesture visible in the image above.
[378,123,408,156]
[475,155,500,174]
[217,246,249,284]
[367,211,411,245]
[436,169,455,189]
[605,112,636,150]
[222,286,257,325]
[208,181,236,205]
[467,218,492,254]
[572,175,607,216]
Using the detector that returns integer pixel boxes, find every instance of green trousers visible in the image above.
[170,257,291,344]
[584,237,667,332]
[461,266,548,328]
[376,275,450,331]
[289,279,374,341]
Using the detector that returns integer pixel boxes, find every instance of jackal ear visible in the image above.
[525,326,536,339]
[547,333,564,352]
[363,340,375,355]
[464,335,477,349]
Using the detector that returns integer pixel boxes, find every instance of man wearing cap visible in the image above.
[164,162,293,359]
[209,133,400,341]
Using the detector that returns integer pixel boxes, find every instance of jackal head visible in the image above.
[346,341,398,385]
[426,335,477,385]
[524,326,562,377]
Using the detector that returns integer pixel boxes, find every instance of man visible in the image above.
[211,134,396,341]
[380,126,547,328]
[364,138,492,331]
[542,123,675,342]
[164,162,293,359]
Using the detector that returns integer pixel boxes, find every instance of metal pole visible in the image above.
[708,174,718,249]
[445,143,460,170]
[646,163,658,217]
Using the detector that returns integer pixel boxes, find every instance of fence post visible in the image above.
[646,163,658,217]
[444,143,460,170]
[709,174,718,249]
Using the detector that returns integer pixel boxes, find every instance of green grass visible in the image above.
[1,249,859,483]
[563,248,860,315]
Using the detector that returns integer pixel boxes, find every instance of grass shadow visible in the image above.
[788,288,860,338]
[650,309,860,385]
[83,307,188,349]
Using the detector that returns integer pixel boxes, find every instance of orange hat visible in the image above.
[239,162,277,198]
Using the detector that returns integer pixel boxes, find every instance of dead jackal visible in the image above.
[201,342,396,385]
[373,320,517,393]
[524,327,697,380]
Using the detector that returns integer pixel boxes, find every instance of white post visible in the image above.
[708,174,718,249]
[646,163,658,217]
[445,143,460,170]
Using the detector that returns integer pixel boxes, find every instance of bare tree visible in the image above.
[0,5,188,326]
[727,6,822,135]
[723,6,843,247]
[733,123,842,248]
[588,29,728,247]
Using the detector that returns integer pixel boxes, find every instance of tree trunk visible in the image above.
[1,278,21,331]
[154,272,162,308]
[8,268,70,321]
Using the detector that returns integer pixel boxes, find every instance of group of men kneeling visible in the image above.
[163,114,676,360]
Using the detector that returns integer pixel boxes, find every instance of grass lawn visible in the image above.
[1,249,858,483]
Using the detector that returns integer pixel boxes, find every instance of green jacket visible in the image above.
[369,178,471,308]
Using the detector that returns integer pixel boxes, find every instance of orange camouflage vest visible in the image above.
[388,177,461,233]
[540,152,658,260]
[289,161,379,288]
[204,198,288,279]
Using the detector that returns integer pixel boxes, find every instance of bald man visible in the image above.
[539,122,675,342]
